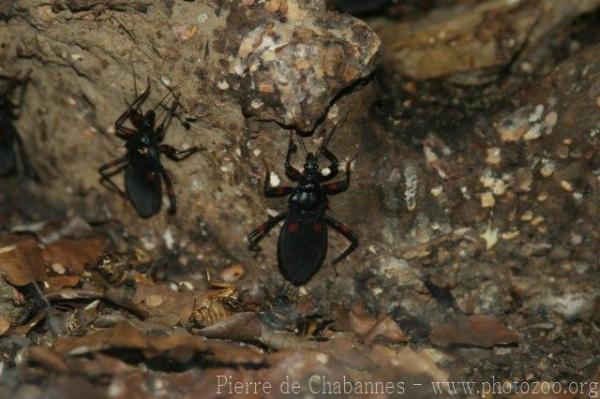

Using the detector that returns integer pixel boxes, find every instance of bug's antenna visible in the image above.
[152,89,174,114]
[129,54,138,98]
[316,112,350,158]
[298,135,308,156]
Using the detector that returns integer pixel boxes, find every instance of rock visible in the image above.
[0,0,382,279]
[229,2,381,131]
[374,0,600,82]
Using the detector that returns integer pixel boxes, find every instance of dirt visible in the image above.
[0,1,599,398]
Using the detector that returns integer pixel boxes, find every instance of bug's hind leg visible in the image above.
[247,212,288,251]
[99,157,128,198]
[324,215,358,264]
[157,164,177,215]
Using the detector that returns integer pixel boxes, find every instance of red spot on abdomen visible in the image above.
[146,172,157,181]
[288,222,299,233]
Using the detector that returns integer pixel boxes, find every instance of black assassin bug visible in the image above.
[247,134,359,286]
[98,77,198,218]
[0,72,36,178]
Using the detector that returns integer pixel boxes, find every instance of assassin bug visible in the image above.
[247,134,359,286]
[0,72,36,178]
[98,77,198,218]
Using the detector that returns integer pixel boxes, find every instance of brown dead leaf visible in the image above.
[371,345,449,383]
[28,346,69,373]
[54,322,265,365]
[198,312,263,340]
[339,303,409,344]
[42,236,106,275]
[429,314,519,348]
[0,234,47,286]
[46,275,81,290]
[0,315,10,336]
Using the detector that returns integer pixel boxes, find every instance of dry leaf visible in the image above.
[429,314,519,348]
[42,236,106,275]
[0,235,47,286]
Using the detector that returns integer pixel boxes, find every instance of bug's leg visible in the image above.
[99,157,128,198]
[263,163,293,197]
[157,164,177,215]
[285,135,301,182]
[115,77,151,137]
[155,96,180,141]
[319,146,339,182]
[158,144,199,161]
[247,212,288,251]
[321,160,350,195]
[324,215,358,264]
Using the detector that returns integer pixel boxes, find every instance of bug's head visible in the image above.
[142,110,156,130]
[303,152,320,174]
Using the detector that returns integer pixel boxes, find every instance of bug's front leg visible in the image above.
[115,77,151,138]
[247,212,288,251]
[263,162,293,197]
[155,96,180,141]
[324,215,358,264]
[98,156,129,198]
[285,136,301,182]
[159,144,199,161]
[319,146,339,182]
[321,160,351,195]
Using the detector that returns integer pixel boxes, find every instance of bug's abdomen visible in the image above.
[277,218,328,286]
[0,121,17,175]
[125,161,162,218]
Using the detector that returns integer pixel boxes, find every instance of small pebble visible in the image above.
[528,104,544,122]
[220,264,245,282]
[531,216,545,226]
[560,180,574,192]
[485,147,502,165]
[179,281,194,291]
[217,80,229,90]
[544,111,558,128]
[51,263,66,275]
[430,185,443,197]
[539,162,555,177]
[501,231,520,240]
[523,123,543,141]
[521,210,533,221]
[145,295,164,308]
[480,192,495,208]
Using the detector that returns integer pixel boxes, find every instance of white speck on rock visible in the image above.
[547,293,595,318]
[197,12,208,24]
[528,104,544,122]
[269,172,280,187]
[217,80,229,90]
[481,223,499,250]
[163,229,175,250]
[404,163,418,211]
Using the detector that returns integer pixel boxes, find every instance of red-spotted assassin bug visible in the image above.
[0,71,37,179]
[98,64,198,218]
[247,121,359,286]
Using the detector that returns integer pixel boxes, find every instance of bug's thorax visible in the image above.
[127,131,160,158]
[289,167,326,212]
